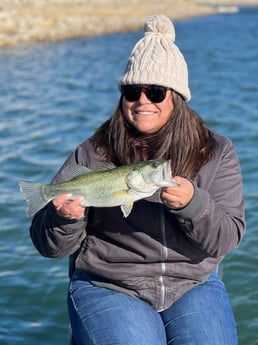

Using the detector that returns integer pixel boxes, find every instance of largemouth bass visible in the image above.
[19,159,179,218]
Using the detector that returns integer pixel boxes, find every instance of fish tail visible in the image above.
[19,181,48,218]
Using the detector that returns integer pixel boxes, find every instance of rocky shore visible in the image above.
[0,0,258,48]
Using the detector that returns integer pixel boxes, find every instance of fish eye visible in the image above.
[151,161,159,169]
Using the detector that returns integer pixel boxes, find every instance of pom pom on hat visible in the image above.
[144,14,175,38]
[119,14,191,102]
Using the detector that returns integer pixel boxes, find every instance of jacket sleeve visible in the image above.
[170,136,245,258]
[29,142,92,258]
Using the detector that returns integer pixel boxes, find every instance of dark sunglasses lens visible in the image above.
[146,86,167,103]
[122,85,167,103]
[122,85,141,102]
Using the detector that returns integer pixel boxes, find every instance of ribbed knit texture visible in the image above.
[119,14,191,102]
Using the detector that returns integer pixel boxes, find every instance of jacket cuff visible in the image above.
[170,184,209,221]
[47,202,86,228]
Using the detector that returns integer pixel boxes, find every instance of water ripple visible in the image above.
[1,7,258,345]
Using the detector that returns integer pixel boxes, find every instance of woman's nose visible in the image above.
[138,90,150,103]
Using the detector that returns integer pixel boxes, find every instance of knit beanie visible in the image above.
[119,14,191,102]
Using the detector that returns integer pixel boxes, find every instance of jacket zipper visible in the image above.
[158,205,168,310]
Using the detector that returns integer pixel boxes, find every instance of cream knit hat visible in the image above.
[119,14,191,102]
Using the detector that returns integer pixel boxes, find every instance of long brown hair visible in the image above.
[90,92,216,178]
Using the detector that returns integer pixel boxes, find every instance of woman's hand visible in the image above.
[52,193,86,220]
[161,177,194,209]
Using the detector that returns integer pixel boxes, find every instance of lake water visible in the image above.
[0,6,258,344]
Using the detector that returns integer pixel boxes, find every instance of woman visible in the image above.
[30,15,245,344]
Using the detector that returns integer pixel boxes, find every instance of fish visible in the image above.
[19,159,179,218]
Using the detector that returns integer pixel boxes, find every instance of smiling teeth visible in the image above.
[137,111,154,115]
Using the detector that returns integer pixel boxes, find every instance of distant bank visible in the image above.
[0,0,258,48]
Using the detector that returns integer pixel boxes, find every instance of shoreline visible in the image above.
[0,0,258,48]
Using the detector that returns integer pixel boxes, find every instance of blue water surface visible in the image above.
[0,6,258,344]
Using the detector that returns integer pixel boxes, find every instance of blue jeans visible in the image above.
[67,270,237,345]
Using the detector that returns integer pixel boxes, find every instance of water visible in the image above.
[0,6,257,344]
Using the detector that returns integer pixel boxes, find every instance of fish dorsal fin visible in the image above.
[61,164,91,181]
[60,162,116,182]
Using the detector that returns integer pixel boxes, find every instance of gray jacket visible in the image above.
[30,132,245,311]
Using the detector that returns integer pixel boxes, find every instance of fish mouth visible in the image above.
[162,160,172,182]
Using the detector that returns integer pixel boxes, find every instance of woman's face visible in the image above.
[122,86,174,134]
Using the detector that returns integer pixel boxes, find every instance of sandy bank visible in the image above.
[0,0,257,48]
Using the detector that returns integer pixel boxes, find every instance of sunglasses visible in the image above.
[121,85,168,103]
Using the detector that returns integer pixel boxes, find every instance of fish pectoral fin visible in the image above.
[120,189,153,217]
[110,190,134,217]
[120,203,134,218]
